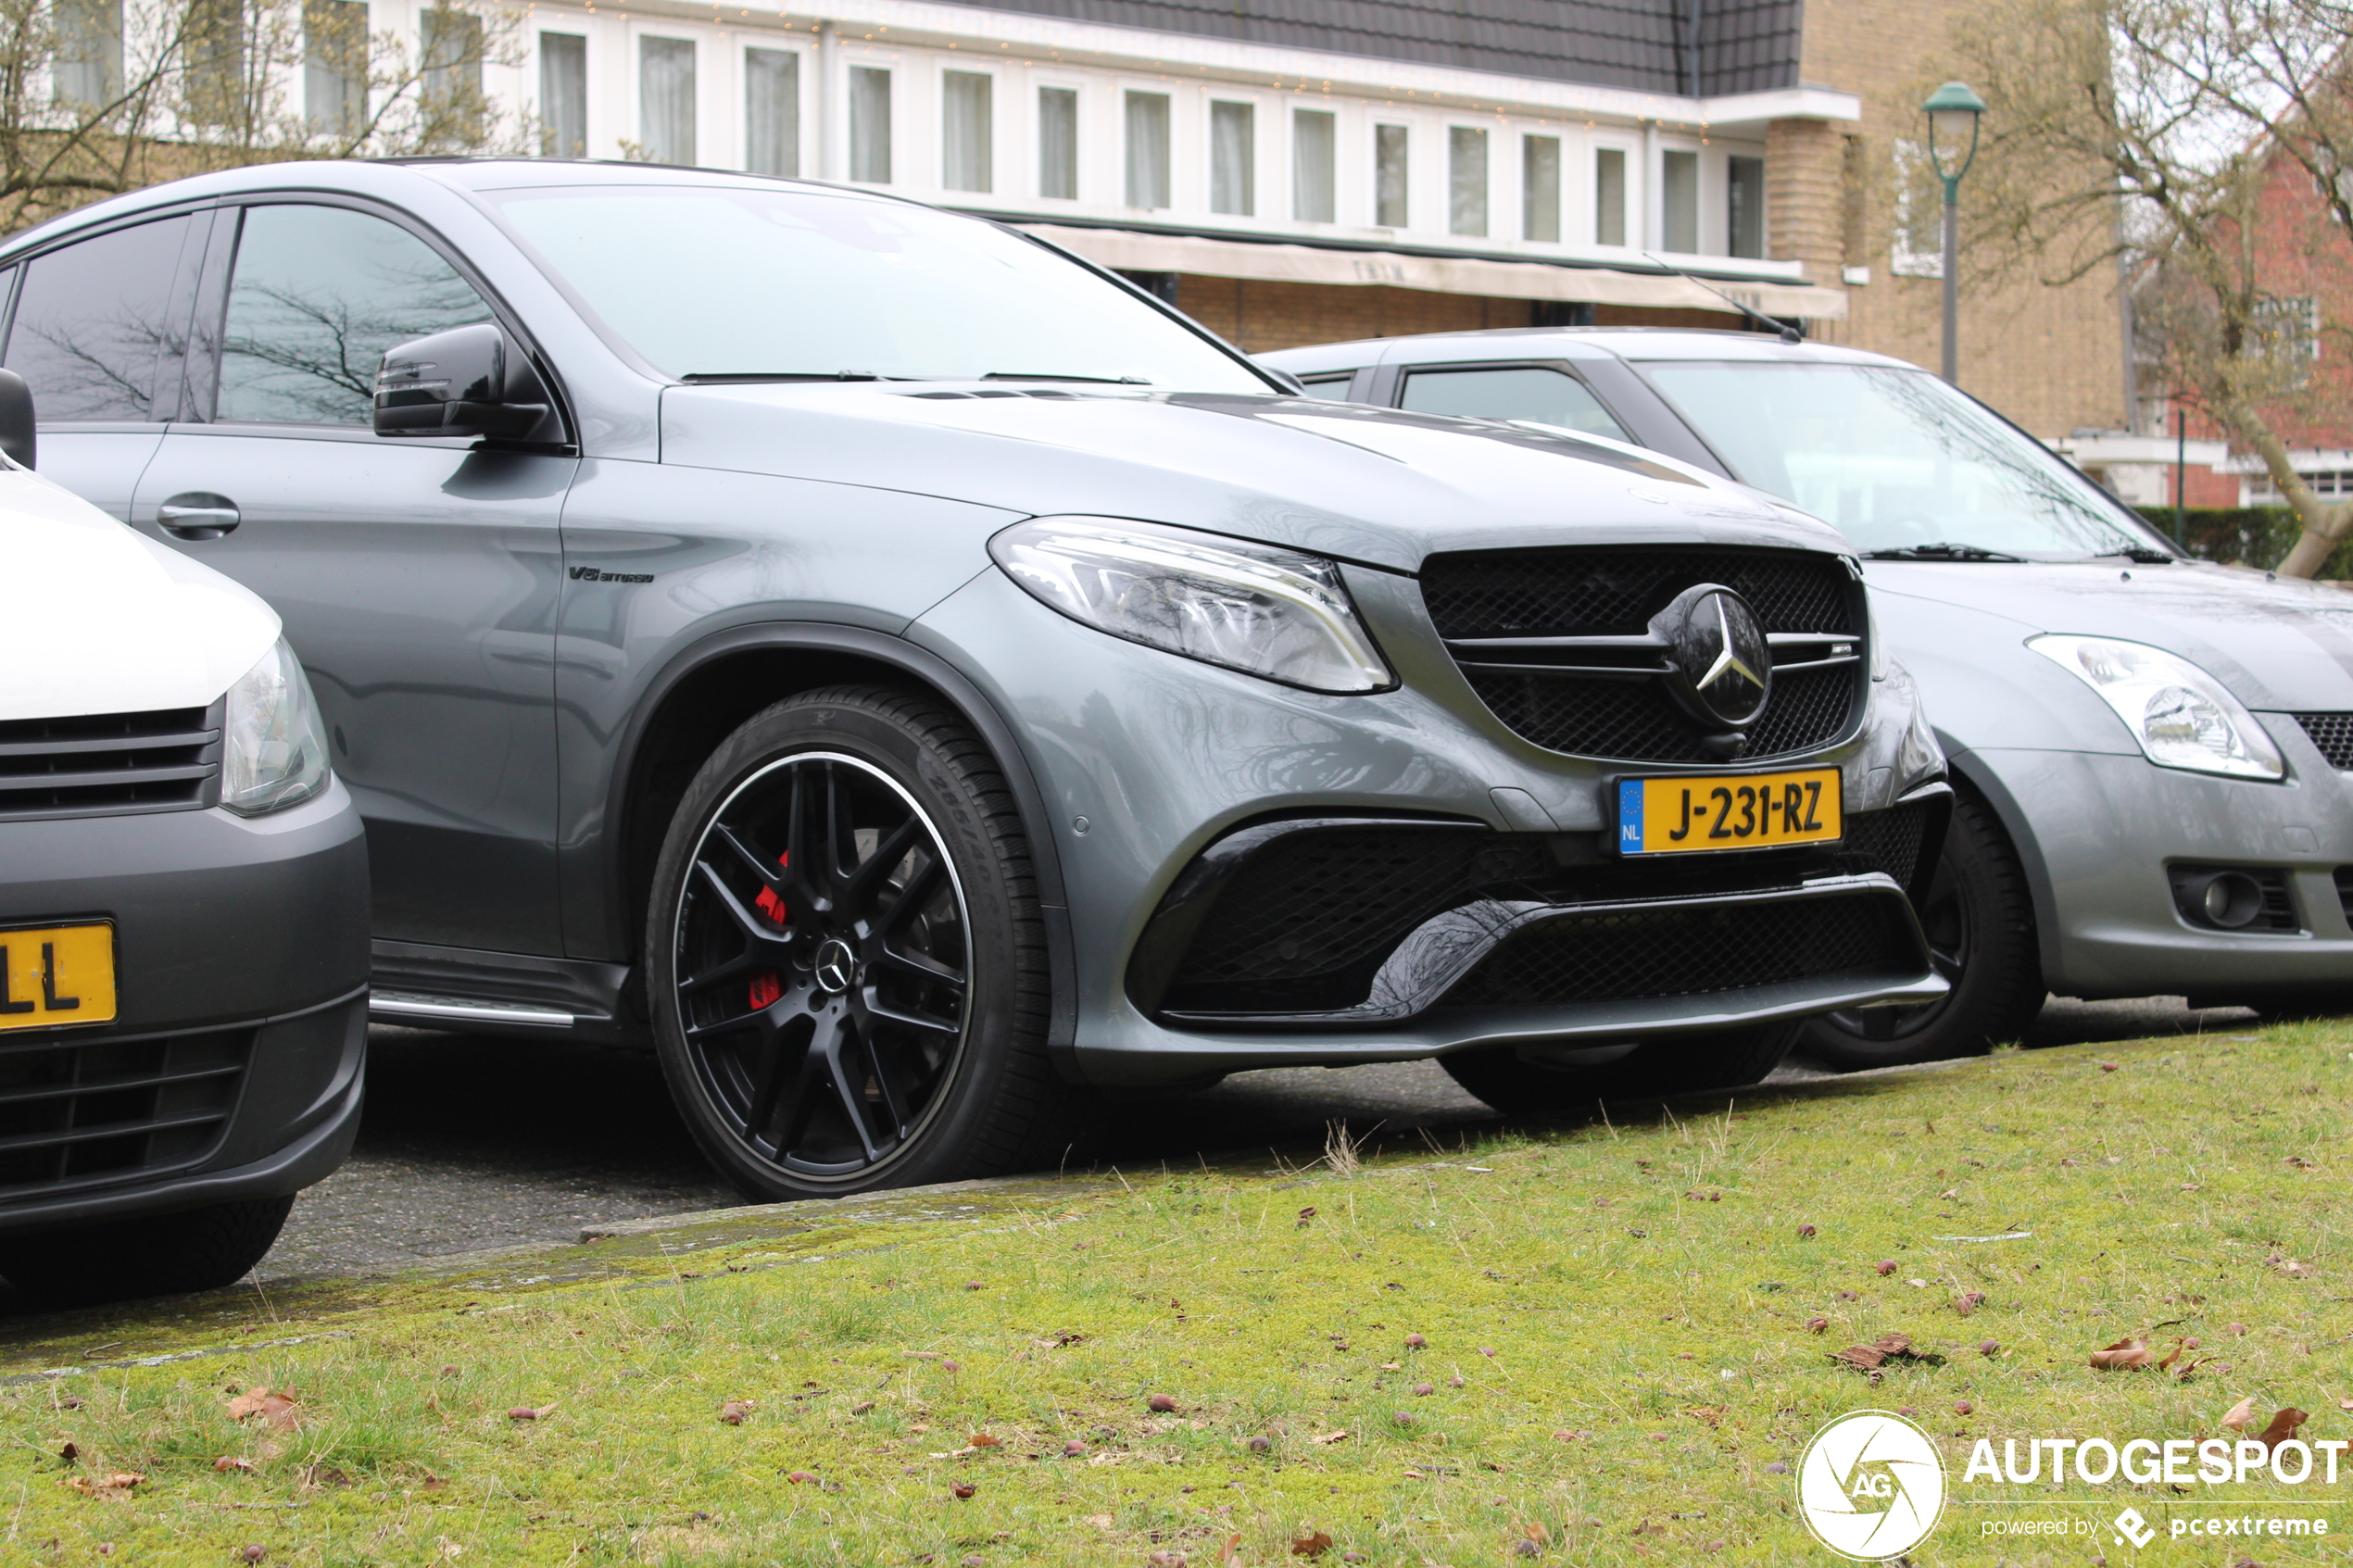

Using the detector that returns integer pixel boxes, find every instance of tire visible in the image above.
[0,1195,294,1307]
[1796,786,2043,1071]
[1441,1022,1799,1112]
[646,685,1076,1202]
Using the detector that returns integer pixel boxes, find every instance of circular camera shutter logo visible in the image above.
[1795,1410,1946,1561]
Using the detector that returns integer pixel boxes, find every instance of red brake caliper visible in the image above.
[749,851,788,1009]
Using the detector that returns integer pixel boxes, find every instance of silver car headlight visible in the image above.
[990,517,1394,694]
[221,638,333,814]
[2028,634,2284,781]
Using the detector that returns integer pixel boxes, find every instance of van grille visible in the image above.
[0,705,220,821]
[0,1025,250,1197]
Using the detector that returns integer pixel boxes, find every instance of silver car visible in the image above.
[1264,327,2353,1067]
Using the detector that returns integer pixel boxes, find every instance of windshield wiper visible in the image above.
[2090,546,2177,564]
[1863,543,2027,562]
[680,370,888,383]
[981,371,1151,384]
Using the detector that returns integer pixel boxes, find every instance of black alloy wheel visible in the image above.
[1795,788,2044,1071]
[1441,1022,1800,1112]
[648,687,1072,1200]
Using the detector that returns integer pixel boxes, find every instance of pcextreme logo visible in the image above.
[1796,1410,1948,1561]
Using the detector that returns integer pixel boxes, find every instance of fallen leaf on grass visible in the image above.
[2255,1409,2309,1452]
[950,1480,976,1500]
[1084,1514,1114,1529]
[717,1400,755,1426]
[849,1401,875,1416]
[300,1462,352,1490]
[2221,1396,2259,1433]
[1310,1430,1350,1445]
[1220,1533,1242,1566]
[61,1473,145,1496]
[225,1386,301,1430]
[58,1443,76,1464]
[507,1404,557,1421]
[785,1471,818,1484]
[969,1434,1001,1449]
[2090,1337,2164,1371]
[1290,1531,1333,1557]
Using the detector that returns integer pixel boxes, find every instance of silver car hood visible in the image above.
[1867,558,2353,709]
[660,383,1849,571]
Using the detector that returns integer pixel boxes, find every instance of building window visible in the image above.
[1293,107,1335,222]
[1125,90,1170,208]
[1375,123,1408,227]
[55,0,123,109]
[186,0,245,125]
[303,0,365,134]
[1522,134,1560,243]
[849,66,891,182]
[1210,100,1253,216]
[1728,154,1765,258]
[1662,149,1699,252]
[2255,295,2321,388]
[1595,146,1627,245]
[540,31,587,157]
[744,47,797,175]
[422,5,484,143]
[1038,86,1077,198]
[1449,127,1488,237]
[639,37,695,165]
[943,69,992,193]
[1892,139,1942,276]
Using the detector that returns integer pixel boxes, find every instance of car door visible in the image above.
[0,209,204,519]
[130,200,578,957]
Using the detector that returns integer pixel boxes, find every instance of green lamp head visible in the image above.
[1922,81,1987,184]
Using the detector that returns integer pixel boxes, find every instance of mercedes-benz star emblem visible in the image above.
[1651,583,1773,730]
[813,937,859,995]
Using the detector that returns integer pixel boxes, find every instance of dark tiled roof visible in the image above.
[926,0,1801,95]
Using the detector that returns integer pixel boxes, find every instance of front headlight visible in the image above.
[989,517,1394,694]
[2027,634,2284,781]
[221,638,333,814]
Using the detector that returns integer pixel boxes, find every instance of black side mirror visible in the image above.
[373,322,550,441]
[0,369,37,469]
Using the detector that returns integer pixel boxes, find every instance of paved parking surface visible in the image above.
[248,995,2261,1282]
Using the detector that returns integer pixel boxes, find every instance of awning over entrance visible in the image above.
[1016,223,1847,321]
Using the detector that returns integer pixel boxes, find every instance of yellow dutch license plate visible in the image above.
[0,922,116,1032]
[1615,769,1843,855]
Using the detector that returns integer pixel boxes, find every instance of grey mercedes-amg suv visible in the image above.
[0,159,1948,1198]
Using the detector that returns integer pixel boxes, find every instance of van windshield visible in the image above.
[1639,360,2169,559]
[484,183,1268,393]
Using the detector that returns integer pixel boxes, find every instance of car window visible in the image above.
[1297,373,1357,401]
[4,215,193,421]
[1397,364,1629,441]
[1640,360,2167,558]
[484,183,1268,392]
[216,204,494,426]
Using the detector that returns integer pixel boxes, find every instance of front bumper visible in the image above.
[0,783,371,1233]
[914,567,1947,1086]
[1967,734,2353,1001]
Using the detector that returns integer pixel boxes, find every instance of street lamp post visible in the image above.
[1922,80,1986,385]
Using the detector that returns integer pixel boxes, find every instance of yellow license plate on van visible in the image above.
[1615,769,1842,855]
[0,922,116,1031]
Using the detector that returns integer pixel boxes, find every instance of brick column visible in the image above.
[1765,117,1845,284]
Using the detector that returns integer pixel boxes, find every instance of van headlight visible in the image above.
[990,517,1394,694]
[221,638,333,814]
[2028,634,2284,781]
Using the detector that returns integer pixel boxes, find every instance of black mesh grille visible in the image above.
[1422,547,1856,640]
[0,1026,250,1196]
[1424,547,1862,761]
[1465,663,1856,763]
[1161,830,1554,1011]
[0,706,219,821]
[1443,895,1902,1008]
[2336,867,2353,922]
[1843,800,1932,891]
[2296,713,2353,769]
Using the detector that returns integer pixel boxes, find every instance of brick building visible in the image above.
[69,0,2133,435]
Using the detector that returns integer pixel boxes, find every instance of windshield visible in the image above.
[485,183,1269,393]
[1639,360,2169,558]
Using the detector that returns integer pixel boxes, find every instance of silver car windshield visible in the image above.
[1640,360,2167,558]
[485,183,1267,392]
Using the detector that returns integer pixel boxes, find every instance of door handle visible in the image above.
[156,493,240,540]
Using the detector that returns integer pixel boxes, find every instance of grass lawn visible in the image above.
[5,1022,2349,1566]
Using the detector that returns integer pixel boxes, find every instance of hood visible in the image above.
[2,470,279,722]
[660,385,1851,571]
[1867,558,2353,710]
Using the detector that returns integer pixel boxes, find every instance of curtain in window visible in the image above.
[54,0,123,108]
[1728,155,1765,258]
[1375,123,1408,227]
[1522,134,1560,243]
[745,47,797,175]
[1210,100,1252,216]
[1038,87,1076,198]
[943,70,992,193]
[639,37,696,165]
[422,7,484,121]
[849,67,891,182]
[302,0,364,133]
[1448,126,1487,237]
[1595,147,1627,245]
[1125,91,1169,208]
[1292,108,1334,222]
[539,31,586,157]
[1663,149,1699,253]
